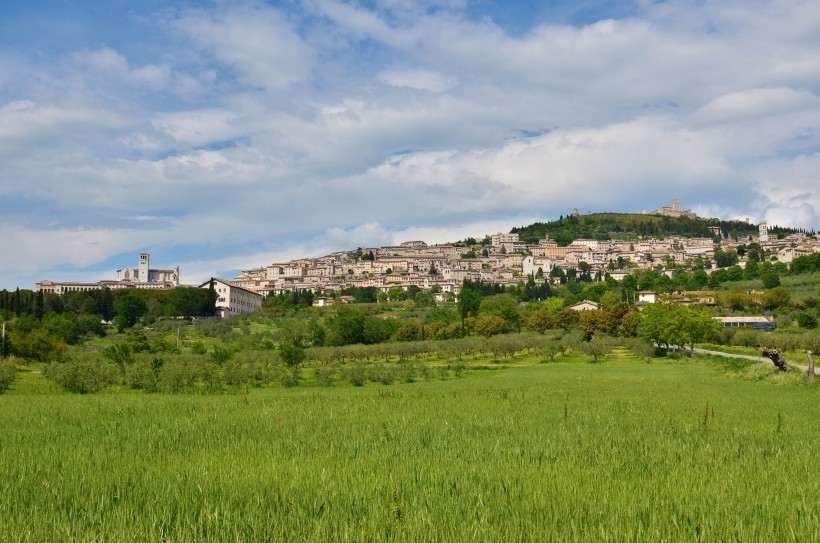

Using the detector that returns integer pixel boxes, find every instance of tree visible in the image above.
[638,302,718,350]
[458,287,482,323]
[762,287,791,310]
[479,294,520,332]
[796,312,818,329]
[714,248,739,268]
[474,315,506,337]
[743,258,759,280]
[103,343,135,378]
[113,293,147,332]
[550,266,566,284]
[579,333,615,363]
[326,308,367,346]
[527,308,555,334]
[577,310,607,340]
[393,322,421,342]
[761,271,781,289]
[8,329,67,362]
[166,287,212,318]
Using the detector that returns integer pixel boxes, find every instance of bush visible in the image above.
[223,360,251,389]
[344,362,368,387]
[46,357,118,393]
[796,312,818,330]
[0,358,17,393]
[369,363,395,385]
[126,360,159,392]
[314,365,337,387]
[629,338,656,362]
[157,360,197,392]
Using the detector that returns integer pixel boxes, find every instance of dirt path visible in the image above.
[675,346,811,373]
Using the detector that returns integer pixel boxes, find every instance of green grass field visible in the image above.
[1,354,818,542]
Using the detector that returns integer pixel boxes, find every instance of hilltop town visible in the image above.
[33,200,820,317]
[233,219,814,299]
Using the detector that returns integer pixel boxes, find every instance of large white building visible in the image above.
[201,278,263,318]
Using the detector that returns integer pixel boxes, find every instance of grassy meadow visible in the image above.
[1,352,818,542]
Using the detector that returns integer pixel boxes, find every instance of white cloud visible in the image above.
[152,109,242,147]
[0,224,144,273]
[171,4,312,90]
[752,153,820,229]
[75,46,171,90]
[692,88,820,126]
[3,0,820,289]
[377,67,457,92]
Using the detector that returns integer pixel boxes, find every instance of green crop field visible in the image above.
[1,354,818,542]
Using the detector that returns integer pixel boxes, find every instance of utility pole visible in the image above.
[1,321,5,359]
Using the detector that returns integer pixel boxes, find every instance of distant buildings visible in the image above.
[713,316,776,332]
[647,198,697,219]
[35,253,179,294]
[116,253,179,285]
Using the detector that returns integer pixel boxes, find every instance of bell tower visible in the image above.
[139,253,150,282]
[759,222,769,243]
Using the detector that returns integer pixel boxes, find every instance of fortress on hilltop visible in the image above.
[646,198,697,219]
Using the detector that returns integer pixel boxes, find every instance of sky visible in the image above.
[2,0,820,290]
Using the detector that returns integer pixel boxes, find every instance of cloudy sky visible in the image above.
[2,0,820,289]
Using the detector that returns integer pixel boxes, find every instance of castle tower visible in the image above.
[671,198,680,212]
[139,253,150,282]
[759,222,769,243]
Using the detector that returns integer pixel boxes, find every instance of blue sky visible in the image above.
[2,0,820,289]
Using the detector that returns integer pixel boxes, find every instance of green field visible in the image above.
[1,354,818,542]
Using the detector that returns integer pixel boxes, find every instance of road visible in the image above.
[672,346,812,374]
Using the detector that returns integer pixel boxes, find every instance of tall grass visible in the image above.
[0,357,817,541]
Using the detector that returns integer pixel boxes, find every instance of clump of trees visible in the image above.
[637,302,720,350]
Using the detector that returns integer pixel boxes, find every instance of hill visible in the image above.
[509,212,806,246]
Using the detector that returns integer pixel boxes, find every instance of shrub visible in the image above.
[0,358,17,393]
[796,312,818,330]
[314,365,336,387]
[344,362,368,387]
[370,363,395,385]
[157,360,197,392]
[46,357,118,393]
[630,338,656,362]
[126,360,159,392]
[223,360,251,389]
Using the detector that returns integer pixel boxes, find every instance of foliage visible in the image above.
[44,357,118,393]
[0,357,17,393]
[113,293,147,332]
[8,328,67,363]
[473,315,507,338]
[478,294,520,332]
[579,333,615,363]
[103,343,136,377]
[165,287,216,318]
[638,302,720,349]
[510,212,800,245]
[796,312,818,330]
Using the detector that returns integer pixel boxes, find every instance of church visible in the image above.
[36,253,179,294]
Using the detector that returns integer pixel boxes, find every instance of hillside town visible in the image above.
[232,221,816,299]
[33,201,820,318]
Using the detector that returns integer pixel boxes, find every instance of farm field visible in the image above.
[1,354,818,542]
